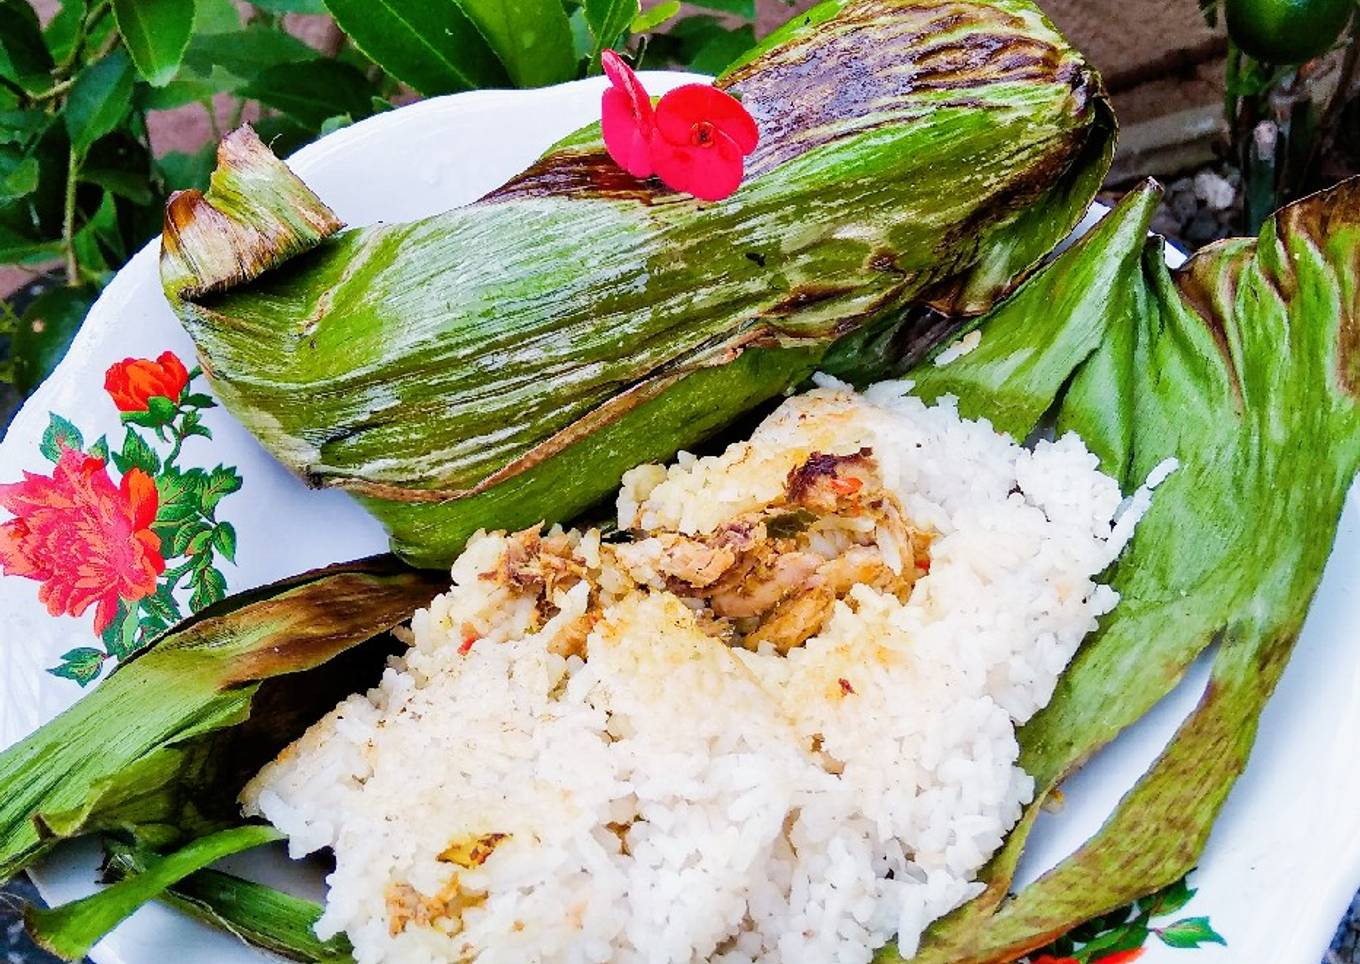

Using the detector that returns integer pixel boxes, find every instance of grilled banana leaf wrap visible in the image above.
[160,0,1115,568]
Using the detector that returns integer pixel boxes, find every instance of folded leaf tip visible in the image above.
[160,126,344,302]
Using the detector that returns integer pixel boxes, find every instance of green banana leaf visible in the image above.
[160,0,1115,568]
[0,557,443,882]
[27,825,285,961]
[103,840,354,962]
[894,178,1360,961]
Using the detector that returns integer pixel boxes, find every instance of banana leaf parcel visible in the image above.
[160,0,1115,567]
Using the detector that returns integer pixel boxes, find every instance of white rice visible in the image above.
[242,382,1158,964]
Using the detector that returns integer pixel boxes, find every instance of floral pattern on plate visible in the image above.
[0,350,241,686]
[1026,875,1225,963]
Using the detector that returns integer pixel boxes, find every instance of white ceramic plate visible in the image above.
[2,74,1357,964]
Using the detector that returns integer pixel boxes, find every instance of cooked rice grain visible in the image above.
[242,383,1166,963]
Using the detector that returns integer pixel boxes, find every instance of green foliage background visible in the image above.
[0,0,765,416]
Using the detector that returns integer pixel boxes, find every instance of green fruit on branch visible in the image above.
[1225,0,1355,63]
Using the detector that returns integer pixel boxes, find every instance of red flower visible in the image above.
[1030,957,1079,964]
[0,449,165,633]
[601,49,656,179]
[105,351,190,414]
[600,49,758,202]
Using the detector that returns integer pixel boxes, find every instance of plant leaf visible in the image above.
[113,426,161,476]
[183,24,317,80]
[192,0,243,33]
[1157,916,1225,948]
[157,144,215,192]
[79,167,154,205]
[42,0,87,66]
[582,0,638,68]
[106,841,354,962]
[317,112,352,137]
[11,286,97,396]
[320,0,509,94]
[687,24,754,75]
[25,824,284,960]
[189,566,228,610]
[0,151,38,201]
[452,0,576,87]
[688,0,755,18]
[160,128,344,301]
[212,521,237,562]
[631,0,681,33]
[64,49,135,155]
[112,0,196,87]
[138,75,227,111]
[0,108,48,146]
[0,557,445,881]
[40,412,85,462]
[46,648,106,688]
[909,186,1163,442]
[251,0,328,12]
[242,60,376,131]
[70,189,122,282]
[0,0,55,94]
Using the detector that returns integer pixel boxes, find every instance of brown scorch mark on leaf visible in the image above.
[483,151,682,206]
[161,128,343,301]
[1174,242,1250,411]
[722,1,1094,178]
[474,2,1099,208]
[209,559,444,687]
[763,284,857,318]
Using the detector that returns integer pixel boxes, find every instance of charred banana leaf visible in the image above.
[0,557,443,882]
[161,0,1114,567]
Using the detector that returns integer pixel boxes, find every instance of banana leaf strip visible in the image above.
[908,181,1162,440]
[26,824,284,961]
[161,0,1115,568]
[105,841,354,963]
[894,178,1360,961]
[0,557,443,882]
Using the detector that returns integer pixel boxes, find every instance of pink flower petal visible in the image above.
[651,127,746,202]
[601,50,653,129]
[655,84,759,155]
[602,87,654,178]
